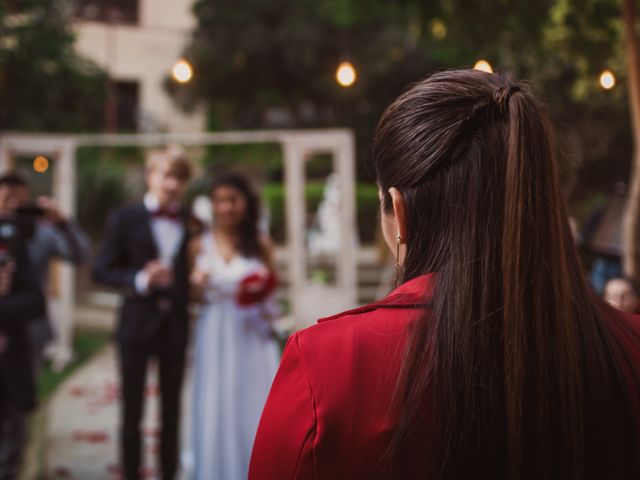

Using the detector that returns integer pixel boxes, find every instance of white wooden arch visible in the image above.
[0,129,358,364]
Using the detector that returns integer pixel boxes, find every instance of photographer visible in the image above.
[0,172,89,478]
[0,172,90,370]
[0,219,45,479]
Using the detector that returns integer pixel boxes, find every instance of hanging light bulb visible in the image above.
[172,58,193,83]
[599,69,616,90]
[33,156,49,173]
[336,61,357,87]
[473,59,493,74]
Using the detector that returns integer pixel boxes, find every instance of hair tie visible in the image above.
[492,84,521,115]
[428,83,522,174]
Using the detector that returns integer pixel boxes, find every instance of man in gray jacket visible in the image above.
[0,172,90,367]
[0,172,90,479]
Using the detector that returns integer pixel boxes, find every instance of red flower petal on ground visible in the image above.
[87,431,109,443]
[140,466,159,478]
[145,384,158,397]
[144,427,159,437]
[53,465,72,477]
[68,386,85,397]
[106,463,122,474]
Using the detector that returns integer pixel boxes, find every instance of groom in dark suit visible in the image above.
[93,146,193,480]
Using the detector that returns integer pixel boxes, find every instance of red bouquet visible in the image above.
[236,269,278,306]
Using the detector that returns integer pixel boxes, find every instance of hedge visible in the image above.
[262,182,379,244]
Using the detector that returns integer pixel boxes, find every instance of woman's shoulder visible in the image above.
[293,298,423,365]
[278,298,421,458]
[296,275,433,351]
[257,235,275,267]
[259,234,274,250]
[188,232,203,250]
[610,310,640,350]
[188,230,213,258]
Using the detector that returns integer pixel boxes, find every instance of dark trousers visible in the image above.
[118,324,186,480]
[0,329,46,480]
[0,403,27,480]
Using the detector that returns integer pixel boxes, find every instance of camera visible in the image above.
[14,203,45,238]
[0,219,20,267]
[16,204,46,218]
[0,204,43,266]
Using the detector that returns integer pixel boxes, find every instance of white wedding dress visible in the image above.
[189,232,280,480]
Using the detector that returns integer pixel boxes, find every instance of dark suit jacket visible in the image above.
[92,204,190,349]
[0,245,45,413]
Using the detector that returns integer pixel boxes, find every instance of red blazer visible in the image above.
[249,274,640,479]
[249,274,433,479]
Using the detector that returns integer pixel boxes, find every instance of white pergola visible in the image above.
[0,129,358,365]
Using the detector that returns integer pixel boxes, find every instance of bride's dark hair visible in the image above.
[374,69,640,479]
[210,172,264,259]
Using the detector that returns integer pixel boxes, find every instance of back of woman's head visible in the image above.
[374,69,639,479]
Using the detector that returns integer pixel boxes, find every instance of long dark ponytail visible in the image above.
[374,70,639,479]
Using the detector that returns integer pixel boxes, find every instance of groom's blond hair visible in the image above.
[145,145,192,182]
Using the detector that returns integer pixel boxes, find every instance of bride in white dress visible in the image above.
[188,173,280,480]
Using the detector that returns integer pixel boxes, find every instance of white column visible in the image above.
[0,134,77,369]
[283,139,307,324]
[50,140,77,369]
[283,131,358,329]
[334,132,358,296]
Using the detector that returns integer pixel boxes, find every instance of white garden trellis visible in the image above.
[0,129,358,365]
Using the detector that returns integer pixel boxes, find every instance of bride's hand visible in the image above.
[189,268,209,300]
[190,269,209,288]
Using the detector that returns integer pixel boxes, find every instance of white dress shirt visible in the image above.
[134,192,185,295]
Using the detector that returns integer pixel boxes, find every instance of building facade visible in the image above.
[73,0,204,132]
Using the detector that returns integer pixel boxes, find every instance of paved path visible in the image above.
[45,345,193,479]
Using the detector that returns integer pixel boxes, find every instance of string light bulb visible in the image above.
[473,59,494,73]
[33,156,49,173]
[599,69,616,90]
[336,61,357,87]
[172,59,193,83]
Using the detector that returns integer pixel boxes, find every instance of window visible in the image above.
[74,0,139,25]
[104,80,139,131]
[115,81,139,131]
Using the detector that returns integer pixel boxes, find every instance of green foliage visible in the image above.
[355,183,380,243]
[167,0,446,179]
[168,0,631,200]
[263,182,379,243]
[76,147,144,238]
[262,182,322,243]
[202,143,282,171]
[0,0,107,131]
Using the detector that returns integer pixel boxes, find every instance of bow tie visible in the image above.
[152,207,181,221]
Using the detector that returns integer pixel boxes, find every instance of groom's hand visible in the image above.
[144,260,174,289]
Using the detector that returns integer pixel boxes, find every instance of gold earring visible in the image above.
[395,233,402,287]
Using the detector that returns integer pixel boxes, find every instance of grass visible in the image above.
[38,327,112,401]
[20,327,112,480]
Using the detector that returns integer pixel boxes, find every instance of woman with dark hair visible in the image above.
[188,172,280,480]
[249,69,640,479]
